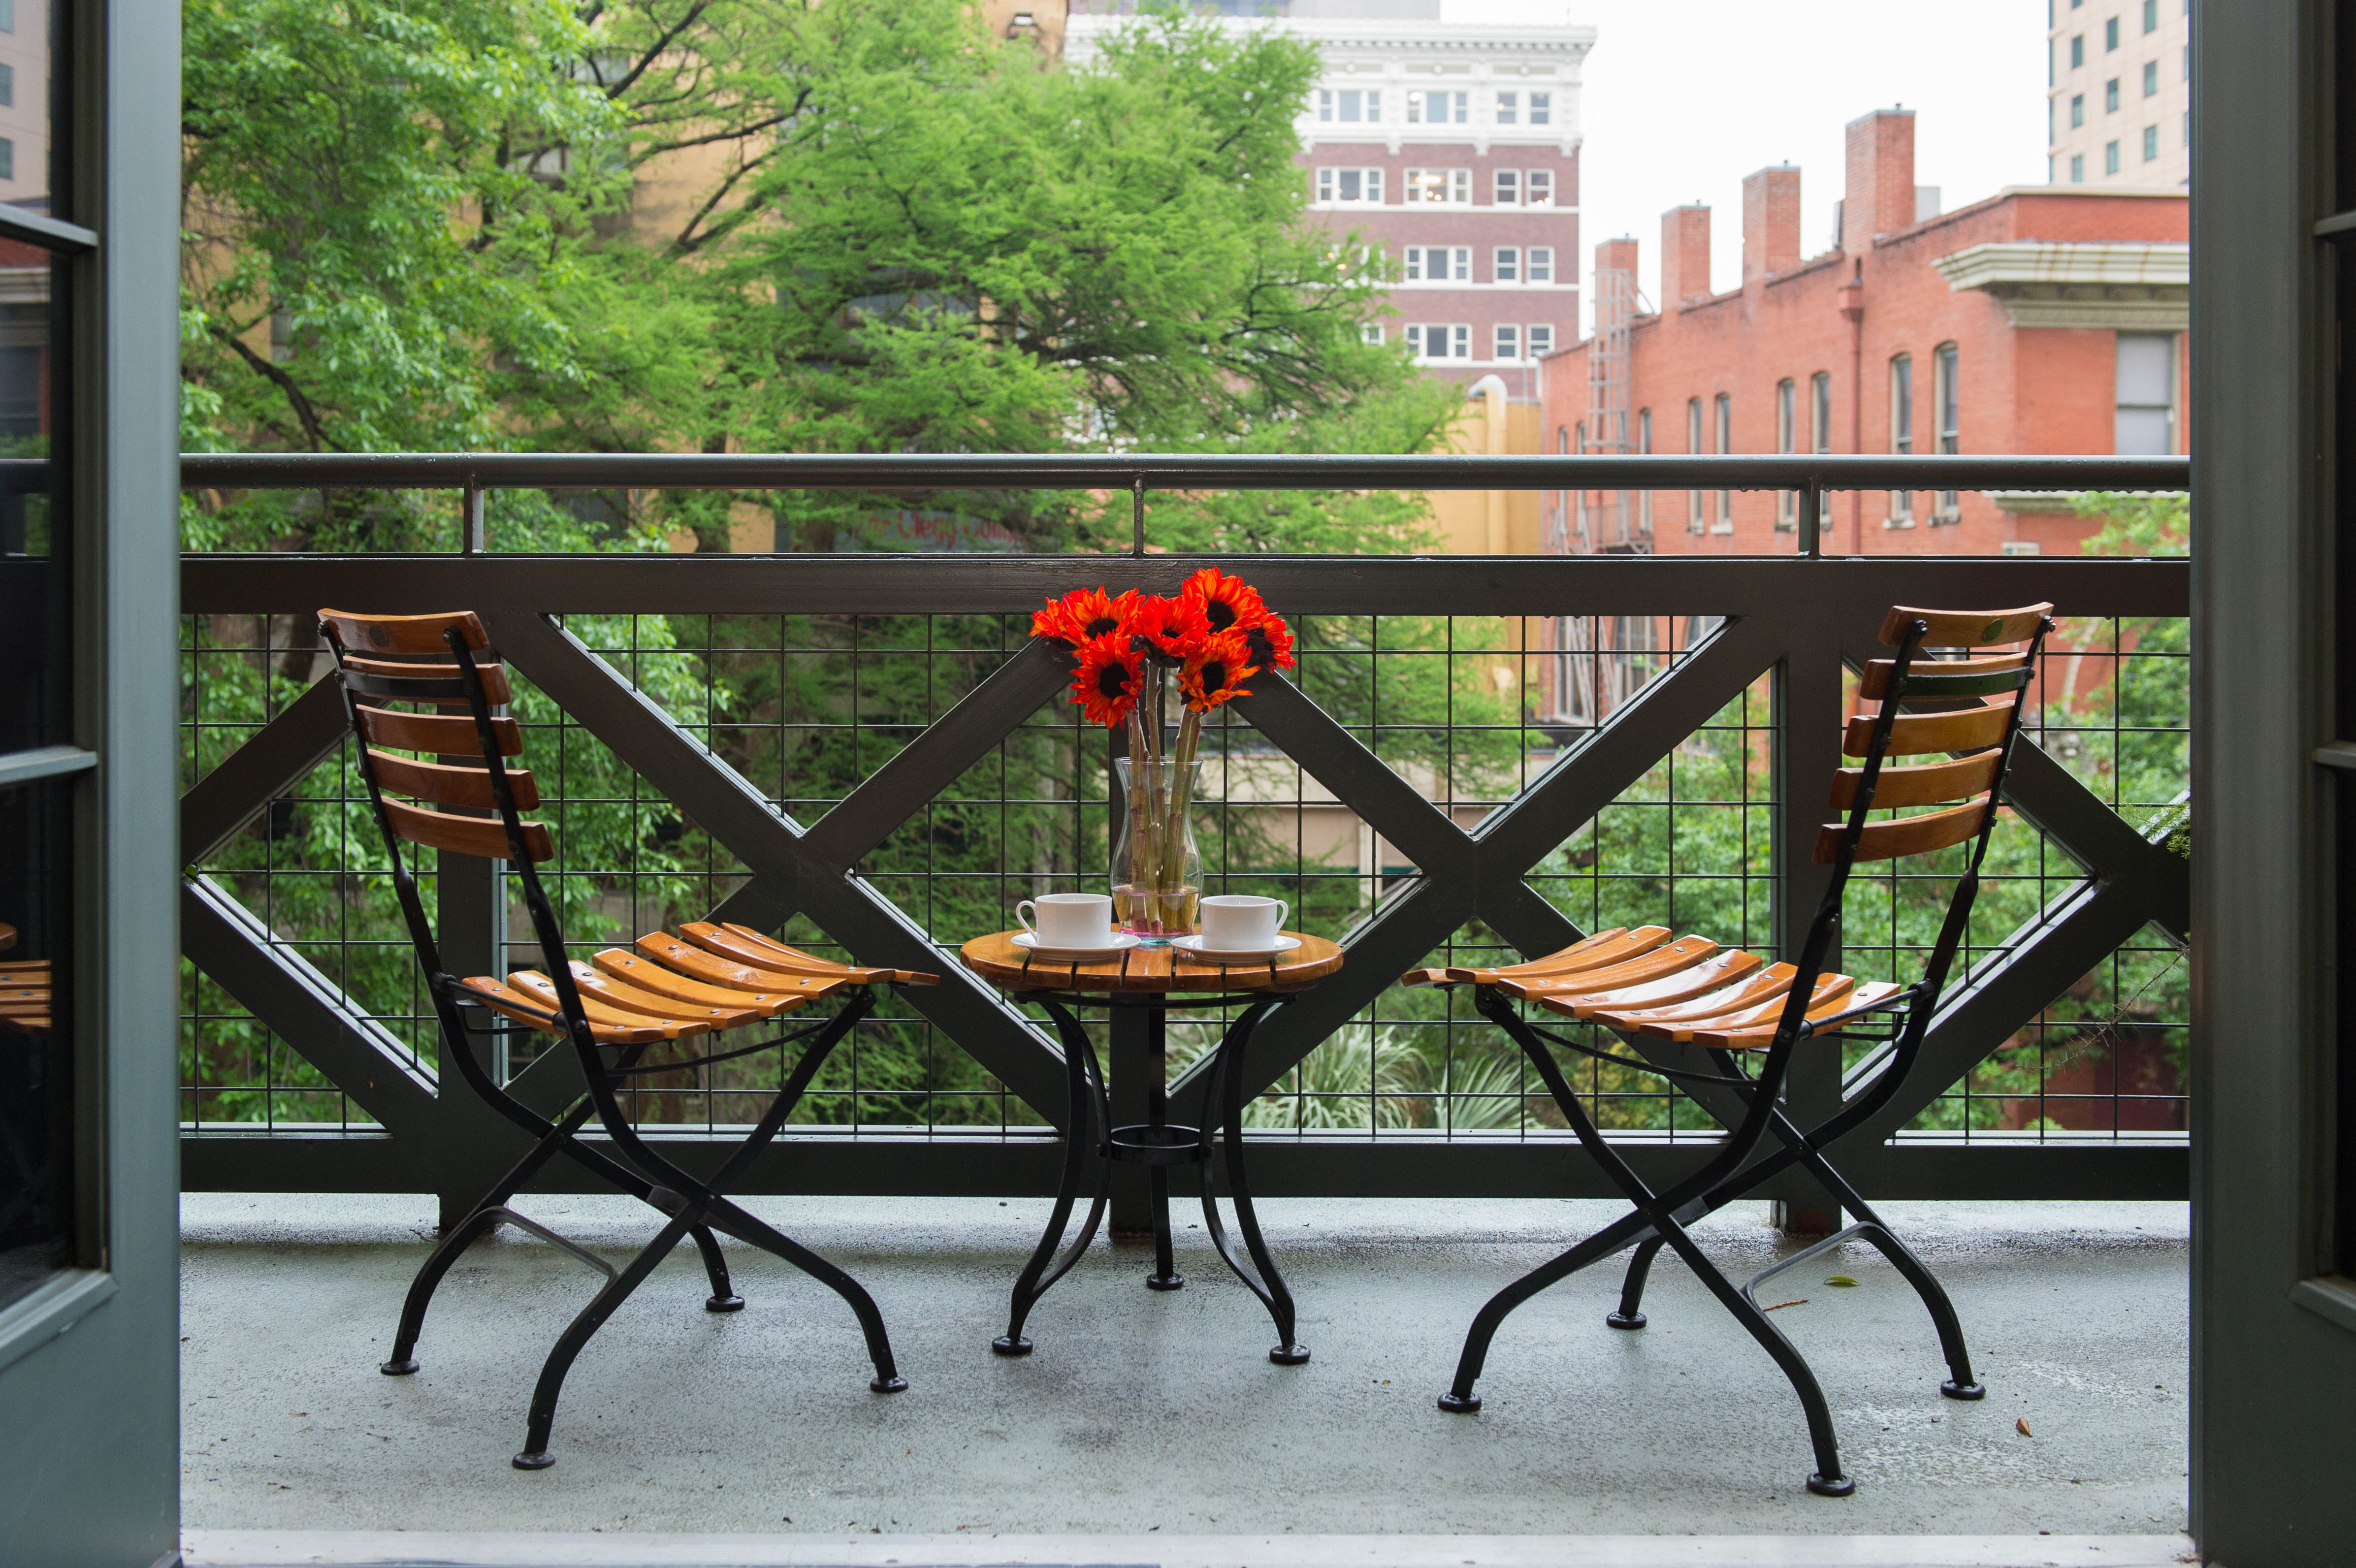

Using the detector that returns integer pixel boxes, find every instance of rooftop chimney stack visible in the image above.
[1842,107,1917,256]
[1594,235,1639,330]
[1742,165,1802,284]
[1661,204,1712,308]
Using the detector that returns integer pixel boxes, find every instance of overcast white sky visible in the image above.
[1441,0,2053,334]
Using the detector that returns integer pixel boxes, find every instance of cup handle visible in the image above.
[1017,900,1037,935]
[1273,899,1290,932]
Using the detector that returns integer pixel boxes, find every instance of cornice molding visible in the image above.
[1934,241,2188,330]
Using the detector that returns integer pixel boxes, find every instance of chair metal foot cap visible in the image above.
[1145,1273,1186,1291]
[870,1375,908,1394]
[1437,1391,1482,1413]
[991,1336,1033,1357]
[1940,1379,1986,1401]
[1605,1310,1647,1330]
[378,1359,419,1376]
[1806,1472,1855,1498]
[1269,1344,1310,1365]
[512,1450,555,1471]
[706,1294,746,1313]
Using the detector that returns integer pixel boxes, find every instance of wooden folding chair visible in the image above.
[1406,603,2053,1496]
[319,608,939,1470]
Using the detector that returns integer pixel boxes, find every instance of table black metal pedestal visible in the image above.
[991,988,1310,1366]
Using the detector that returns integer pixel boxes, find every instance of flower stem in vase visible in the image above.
[1122,704,1161,934]
[1159,711,1202,934]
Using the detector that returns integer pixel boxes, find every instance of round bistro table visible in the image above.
[959,929,1343,1365]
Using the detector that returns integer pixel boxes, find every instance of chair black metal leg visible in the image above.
[1651,1216,1852,1497]
[998,993,1111,1354]
[1439,1206,1658,1411]
[513,1213,694,1470]
[1608,1233,1666,1330]
[700,1193,906,1392]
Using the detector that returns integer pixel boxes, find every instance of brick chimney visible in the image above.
[1842,107,1916,256]
[1661,204,1712,309]
[1742,164,1801,284]
[1593,235,1639,330]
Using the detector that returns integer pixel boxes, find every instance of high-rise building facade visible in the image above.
[2048,0,2190,190]
[1065,2,1594,402]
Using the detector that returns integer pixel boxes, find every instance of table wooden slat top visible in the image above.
[960,930,1342,994]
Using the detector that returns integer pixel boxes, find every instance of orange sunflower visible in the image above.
[1242,611,1296,671]
[1033,586,1136,645]
[1070,632,1146,728]
[1180,630,1260,713]
[1179,568,1267,637]
[1131,593,1209,665]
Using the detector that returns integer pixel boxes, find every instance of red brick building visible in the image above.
[1542,107,2189,558]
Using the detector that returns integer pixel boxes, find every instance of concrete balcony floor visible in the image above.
[178,1192,2193,1567]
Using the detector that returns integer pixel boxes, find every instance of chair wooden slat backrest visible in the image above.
[319,609,574,1044]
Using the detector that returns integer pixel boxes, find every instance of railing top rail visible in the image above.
[174,451,2190,493]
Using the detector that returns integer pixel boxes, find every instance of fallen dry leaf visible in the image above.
[2017,1417,2034,1437]
[1762,1298,1808,1312]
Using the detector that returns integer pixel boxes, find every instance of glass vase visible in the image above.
[1111,756,1201,944]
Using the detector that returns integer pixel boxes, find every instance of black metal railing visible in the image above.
[174,452,2191,1215]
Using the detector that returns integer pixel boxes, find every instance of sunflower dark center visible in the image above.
[1095,663,1133,699]
[1085,615,1122,638]
[1200,659,1230,691]
[1205,601,1238,631]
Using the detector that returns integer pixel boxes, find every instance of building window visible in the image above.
[2143,0,2158,28]
[1775,378,1797,530]
[1934,342,1961,521]
[2105,139,2121,173]
[1528,247,1553,282]
[1495,91,1518,125]
[0,138,13,183]
[1405,323,1471,360]
[0,0,14,32]
[1811,371,1832,455]
[2184,109,2191,145]
[2071,93,2085,127]
[1317,89,1382,124]
[1529,92,1552,125]
[1889,353,1915,525]
[1494,324,1519,360]
[2071,152,2086,182]
[2143,124,2159,160]
[0,62,12,108]
[1405,90,1467,125]
[2143,59,2159,96]
[1405,168,1471,204]
[2071,33,2085,67]
[1527,323,1553,356]
[1494,247,1519,283]
[1494,169,1518,205]
[1316,168,1385,205]
[1687,398,1705,533]
[2115,331,2177,452]
[1526,169,1553,206]
[2106,76,2121,112]
[1713,393,1733,532]
[2184,42,2191,79]
[2105,14,2119,48]
[1360,323,1383,345]
[1637,406,1653,534]
[1404,246,1469,282]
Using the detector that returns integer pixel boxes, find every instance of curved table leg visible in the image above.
[996,992,1113,1355]
[1194,997,1308,1365]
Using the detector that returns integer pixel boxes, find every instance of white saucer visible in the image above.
[1172,933,1302,962]
[1012,930,1140,962]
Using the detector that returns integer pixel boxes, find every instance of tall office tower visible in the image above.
[2048,0,2190,190]
[1065,2,1596,400]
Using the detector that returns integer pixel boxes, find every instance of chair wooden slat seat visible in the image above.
[1420,601,2056,1501]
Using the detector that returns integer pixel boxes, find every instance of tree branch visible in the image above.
[211,325,338,452]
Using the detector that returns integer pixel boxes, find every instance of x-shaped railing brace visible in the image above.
[180,605,2188,1166]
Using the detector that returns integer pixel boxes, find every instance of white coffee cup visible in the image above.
[1018,893,1116,950]
[1198,895,1289,952]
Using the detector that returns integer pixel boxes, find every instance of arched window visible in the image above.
[1888,353,1915,525]
[1775,378,1797,530]
[1713,392,1733,533]
[1686,397,1704,534]
[1933,342,1961,521]
[1811,371,1832,454]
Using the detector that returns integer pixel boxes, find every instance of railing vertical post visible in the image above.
[461,480,485,555]
[1799,481,1824,558]
[1132,476,1147,559]
[1770,615,1850,1233]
